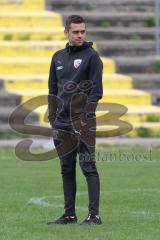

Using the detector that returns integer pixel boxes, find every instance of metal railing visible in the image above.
[156,0,160,55]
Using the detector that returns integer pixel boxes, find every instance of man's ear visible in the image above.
[64,29,69,38]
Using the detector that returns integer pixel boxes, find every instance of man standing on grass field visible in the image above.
[47,15,103,225]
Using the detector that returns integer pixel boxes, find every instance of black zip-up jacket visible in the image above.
[48,41,103,127]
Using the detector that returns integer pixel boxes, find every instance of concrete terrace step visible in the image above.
[0,11,63,27]
[102,89,151,105]
[130,74,160,104]
[0,123,11,134]
[0,90,21,106]
[0,40,156,57]
[1,122,160,138]
[0,26,65,41]
[130,122,160,137]
[33,104,160,137]
[1,123,160,137]
[0,27,155,41]
[113,56,160,74]
[0,40,67,57]
[8,89,151,106]
[47,0,154,12]
[0,11,61,17]
[34,104,160,127]
[97,104,160,123]
[0,57,52,74]
[87,27,155,41]
[97,104,160,114]
[0,40,96,57]
[147,90,160,105]
[60,11,154,28]
[1,73,132,90]
[3,99,158,127]
[0,106,38,124]
[0,79,4,89]
[0,0,44,11]
[0,57,116,74]
[97,122,160,137]
[1,137,160,146]
[131,74,160,89]
[97,40,155,57]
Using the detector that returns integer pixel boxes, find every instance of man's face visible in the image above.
[64,22,86,46]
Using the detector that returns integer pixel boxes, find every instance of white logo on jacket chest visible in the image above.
[74,59,82,69]
[56,66,63,70]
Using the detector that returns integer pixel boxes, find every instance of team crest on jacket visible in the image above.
[74,59,82,69]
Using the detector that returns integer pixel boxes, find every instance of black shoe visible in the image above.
[47,214,77,225]
[80,214,102,225]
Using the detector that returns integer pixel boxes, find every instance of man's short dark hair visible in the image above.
[65,15,85,30]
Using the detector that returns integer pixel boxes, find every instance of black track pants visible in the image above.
[53,119,100,216]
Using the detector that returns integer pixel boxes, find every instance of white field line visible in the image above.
[28,197,63,208]
[119,210,160,216]
[27,187,160,217]
[27,196,160,217]
[27,192,88,211]
[26,188,160,208]
[106,188,160,193]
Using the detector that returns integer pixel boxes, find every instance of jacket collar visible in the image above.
[66,41,93,53]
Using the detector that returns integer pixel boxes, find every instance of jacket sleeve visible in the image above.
[81,51,103,121]
[48,55,58,127]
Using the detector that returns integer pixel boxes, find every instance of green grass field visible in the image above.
[0,145,160,240]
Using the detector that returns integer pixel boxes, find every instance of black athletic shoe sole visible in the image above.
[47,215,78,225]
[47,220,77,225]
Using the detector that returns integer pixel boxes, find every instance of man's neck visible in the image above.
[69,41,74,46]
